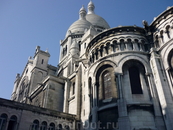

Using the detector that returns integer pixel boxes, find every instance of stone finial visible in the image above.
[36,46,40,50]
[16,73,20,79]
[35,46,40,53]
[167,6,171,10]
[28,56,32,59]
[142,20,148,27]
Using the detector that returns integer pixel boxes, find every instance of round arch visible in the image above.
[116,55,151,74]
[162,44,173,69]
[93,60,117,78]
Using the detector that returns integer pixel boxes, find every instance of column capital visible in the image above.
[92,82,99,87]
[145,72,152,76]
[115,72,123,76]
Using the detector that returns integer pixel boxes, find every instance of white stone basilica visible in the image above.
[0,1,173,130]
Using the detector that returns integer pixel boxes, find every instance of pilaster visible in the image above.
[150,48,173,130]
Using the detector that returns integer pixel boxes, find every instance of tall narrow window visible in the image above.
[72,83,75,95]
[57,124,62,130]
[160,30,164,43]
[31,120,39,130]
[41,59,44,64]
[166,25,171,39]
[89,77,93,108]
[168,50,173,78]
[48,123,55,130]
[129,66,143,94]
[65,125,70,130]
[102,71,112,99]
[155,35,160,48]
[7,115,17,130]
[40,121,47,130]
[0,114,8,130]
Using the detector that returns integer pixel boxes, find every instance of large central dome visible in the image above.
[66,6,92,37]
[86,1,110,29]
[65,1,110,37]
[86,14,110,29]
[66,19,92,36]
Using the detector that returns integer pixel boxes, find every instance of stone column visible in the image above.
[91,82,98,130]
[115,73,130,130]
[107,44,112,54]
[132,40,136,51]
[75,67,82,120]
[110,44,115,53]
[97,49,101,59]
[103,46,107,56]
[166,68,173,94]
[63,80,70,113]
[4,119,10,130]
[117,42,121,52]
[124,40,128,51]
[139,41,143,51]
[116,74,123,99]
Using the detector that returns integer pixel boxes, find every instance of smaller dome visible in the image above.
[66,6,92,37]
[86,14,110,29]
[86,1,110,30]
[66,19,92,37]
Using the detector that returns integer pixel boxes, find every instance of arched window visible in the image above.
[0,114,8,130]
[7,115,17,130]
[65,125,70,130]
[168,50,173,78]
[129,66,143,94]
[96,65,118,106]
[68,62,72,76]
[48,123,55,130]
[40,121,47,130]
[160,30,164,43]
[88,77,93,108]
[102,71,112,99]
[155,35,160,48]
[31,120,39,130]
[166,25,171,39]
[57,124,62,130]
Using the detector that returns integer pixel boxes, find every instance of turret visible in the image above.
[11,73,20,100]
[70,39,79,58]
[29,46,50,94]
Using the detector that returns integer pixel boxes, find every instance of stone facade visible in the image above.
[0,98,76,130]
[1,2,173,130]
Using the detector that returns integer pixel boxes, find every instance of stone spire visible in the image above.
[88,0,95,14]
[79,5,87,19]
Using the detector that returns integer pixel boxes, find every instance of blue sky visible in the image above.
[0,0,172,99]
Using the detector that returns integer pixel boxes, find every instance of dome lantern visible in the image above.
[88,1,95,14]
[86,1,110,30]
[79,5,87,20]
